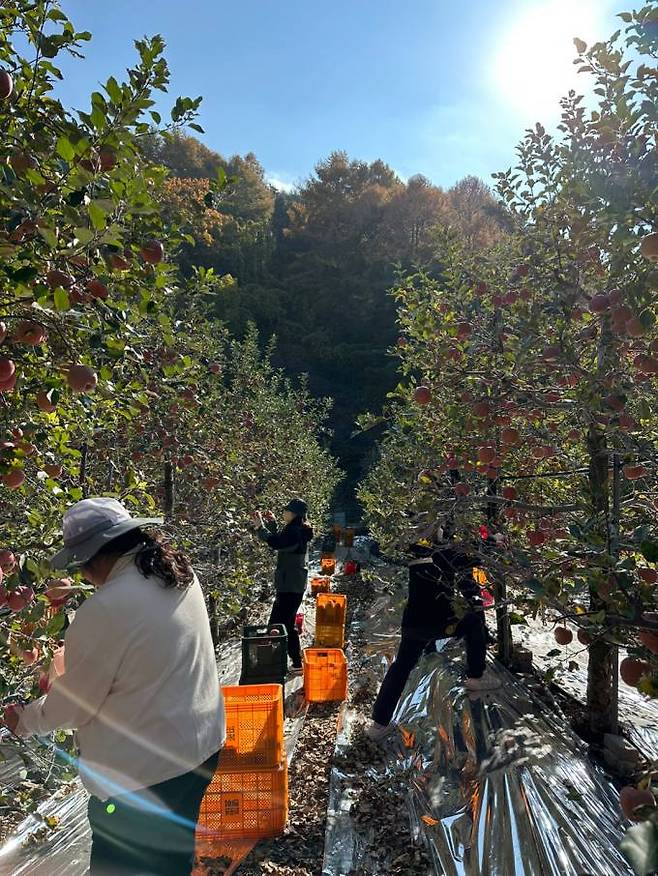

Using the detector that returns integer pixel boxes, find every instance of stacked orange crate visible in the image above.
[196,684,288,859]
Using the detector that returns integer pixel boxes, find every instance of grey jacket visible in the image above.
[256,518,313,593]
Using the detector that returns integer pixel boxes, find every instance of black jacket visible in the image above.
[257,517,314,593]
[401,546,480,637]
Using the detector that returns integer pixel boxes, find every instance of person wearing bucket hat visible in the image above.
[251,498,313,675]
[4,498,225,876]
[366,527,499,743]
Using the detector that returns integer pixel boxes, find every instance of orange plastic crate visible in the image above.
[320,556,337,575]
[315,593,347,648]
[310,576,331,595]
[197,764,288,844]
[303,648,347,703]
[221,684,284,770]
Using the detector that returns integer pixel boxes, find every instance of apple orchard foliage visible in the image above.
[0,1,340,712]
[360,7,658,704]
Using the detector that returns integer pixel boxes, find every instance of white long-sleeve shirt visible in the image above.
[18,553,225,801]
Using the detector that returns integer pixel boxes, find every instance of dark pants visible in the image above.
[88,750,219,875]
[269,591,304,667]
[372,613,487,726]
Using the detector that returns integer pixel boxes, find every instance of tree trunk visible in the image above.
[586,425,616,736]
[164,460,175,519]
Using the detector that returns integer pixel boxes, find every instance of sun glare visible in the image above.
[493,0,606,120]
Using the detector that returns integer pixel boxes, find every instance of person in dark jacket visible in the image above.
[252,498,313,675]
[366,535,499,742]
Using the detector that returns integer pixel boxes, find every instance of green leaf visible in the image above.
[617,12,633,22]
[56,136,75,162]
[105,76,122,104]
[46,613,66,637]
[88,201,107,232]
[74,227,95,245]
[641,541,658,563]
[509,612,527,626]
[189,123,205,134]
[53,287,70,311]
[573,37,587,53]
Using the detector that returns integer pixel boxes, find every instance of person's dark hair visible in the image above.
[91,528,194,589]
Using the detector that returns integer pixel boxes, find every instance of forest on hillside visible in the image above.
[143,134,509,511]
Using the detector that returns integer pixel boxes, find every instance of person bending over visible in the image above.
[366,535,499,742]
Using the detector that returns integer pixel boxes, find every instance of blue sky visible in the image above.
[56,0,620,191]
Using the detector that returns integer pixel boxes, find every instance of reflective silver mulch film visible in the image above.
[323,585,635,876]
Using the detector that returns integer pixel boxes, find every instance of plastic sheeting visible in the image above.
[0,582,317,876]
[324,583,634,876]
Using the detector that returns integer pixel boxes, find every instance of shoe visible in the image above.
[288,665,303,677]
[465,671,501,691]
[365,721,394,743]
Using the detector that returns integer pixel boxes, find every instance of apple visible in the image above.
[477,446,496,465]
[0,70,13,100]
[36,390,56,413]
[13,319,46,346]
[209,362,222,374]
[7,585,34,612]
[413,386,431,405]
[0,369,17,393]
[472,401,491,418]
[456,321,472,340]
[589,294,610,314]
[98,147,117,171]
[86,278,108,300]
[640,231,658,263]
[0,584,7,606]
[639,568,658,584]
[501,428,520,446]
[0,357,15,382]
[620,657,650,687]
[38,673,51,695]
[454,483,470,497]
[502,486,518,501]
[528,530,548,547]
[140,239,165,264]
[619,785,656,821]
[45,580,76,607]
[626,317,645,337]
[21,647,39,666]
[9,151,35,174]
[554,627,573,645]
[639,630,658,654]
[2,469,25,490]
[10,219,38,243]
[604,394,625,412]
[0,549,16,573]
[46,269,74,289]
[618,414,637,432]
[67,364,98,393]
[624,464,648,481]
[109,253,131,271]
[577,629,592,646]
[44,462,62,478]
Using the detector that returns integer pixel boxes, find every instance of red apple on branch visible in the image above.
[67,364,97,393]
[0,70,13,100]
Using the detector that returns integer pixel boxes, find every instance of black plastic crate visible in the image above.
[241,624,287,686]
